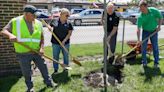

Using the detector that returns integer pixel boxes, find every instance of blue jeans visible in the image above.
[142,31,159,64]
[52,43,69,70]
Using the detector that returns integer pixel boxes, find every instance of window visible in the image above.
[93,11,101,14]
[84,11,92,15]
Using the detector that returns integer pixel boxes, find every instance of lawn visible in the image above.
[0,39,164,92]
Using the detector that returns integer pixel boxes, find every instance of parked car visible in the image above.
[128,12,140,24]
[120,12,131,18]
[35,10,52,26]
[51,8,60,19]
[37,9,49,15]
[35,10,52,19]
[69,9,103,26]
[70,8,86,14]
[128,9,164,25]
[159,10,164,24]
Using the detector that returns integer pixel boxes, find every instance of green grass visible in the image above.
[44,43,104,57]
[44,42,131,58]
[0,39,164,92]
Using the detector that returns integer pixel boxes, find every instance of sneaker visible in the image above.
[46,82,58,88]
[154,64,159,68]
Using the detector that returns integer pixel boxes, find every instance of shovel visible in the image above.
[41,19,82,66]
[122,30,159,59]
[16,42,72,70]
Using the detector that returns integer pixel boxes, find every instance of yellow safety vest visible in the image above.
[12,16,42,53]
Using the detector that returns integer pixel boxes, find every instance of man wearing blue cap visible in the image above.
[1,5,56,92]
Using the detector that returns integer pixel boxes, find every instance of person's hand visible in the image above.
[106,36,111,48]
[9,35,17,42]
[39,48,44,55]
[106,35,111,42]
[156,27,161,32]
[136,41,141,47]
[62,39,66,45]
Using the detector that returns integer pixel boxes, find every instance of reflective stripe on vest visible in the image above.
[16,18,40,42]
[12,16,42,53]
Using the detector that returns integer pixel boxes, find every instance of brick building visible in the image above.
[0,0,27,77]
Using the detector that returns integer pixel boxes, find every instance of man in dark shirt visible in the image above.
[103,3,120,64]
[47,8,73,73]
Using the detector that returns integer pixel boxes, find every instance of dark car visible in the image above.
[35,11,52,26]
[36,11,51,19]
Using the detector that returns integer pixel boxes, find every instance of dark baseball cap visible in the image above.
[23,5,38,14]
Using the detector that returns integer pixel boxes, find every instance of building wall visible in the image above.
[0,0,27,77]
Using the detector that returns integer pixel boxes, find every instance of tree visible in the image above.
[130,0,164,6]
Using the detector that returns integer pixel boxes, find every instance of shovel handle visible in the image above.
[41,19,82,66]
[122,30,158,58]
[16,42,71,69]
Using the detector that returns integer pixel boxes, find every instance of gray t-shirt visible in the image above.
[4,17,35,35]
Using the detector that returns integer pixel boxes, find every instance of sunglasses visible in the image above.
[65,15,70,17]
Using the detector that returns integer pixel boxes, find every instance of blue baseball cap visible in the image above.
[23,5,38,14]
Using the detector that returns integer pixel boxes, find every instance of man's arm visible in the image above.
[39,32,44,54]
[1,20,17,42]
[1,30,17,42]
[137,28,141,41]
[107,13,119,41]
[156,18,162,32]
[136,16,142,41]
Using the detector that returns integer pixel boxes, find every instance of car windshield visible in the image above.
[51,8,60,14]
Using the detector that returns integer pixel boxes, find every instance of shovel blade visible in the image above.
[72,58,82,66]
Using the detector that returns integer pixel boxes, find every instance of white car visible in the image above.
[69,9,104,26]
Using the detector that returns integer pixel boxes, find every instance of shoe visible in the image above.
[53,69,58,74]
[107,56,115,65]
[63,69,68,72]
[47,82,58,88]
[142,63,147,67]
[26,88,34,92]
[154,64,159,68]
[142,61,147,67]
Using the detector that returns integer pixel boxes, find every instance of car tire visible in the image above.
[74,19,81,26]
[98,22,102,25]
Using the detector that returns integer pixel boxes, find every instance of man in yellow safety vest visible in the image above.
[1,5,56,92]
